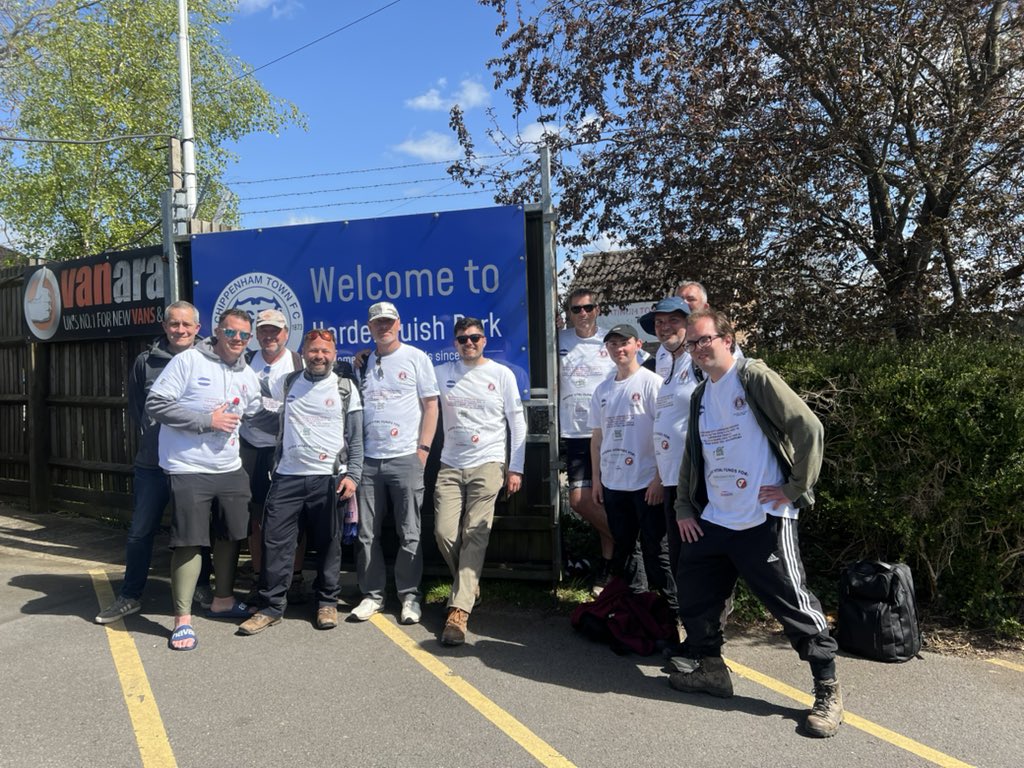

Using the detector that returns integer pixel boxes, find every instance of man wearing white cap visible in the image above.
[352,301,439,624]
[239,309,302,599]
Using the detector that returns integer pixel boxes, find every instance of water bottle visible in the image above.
[225,396,241,415]
[341,494,358,545]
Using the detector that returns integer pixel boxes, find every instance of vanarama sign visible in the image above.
[23,246,166,342]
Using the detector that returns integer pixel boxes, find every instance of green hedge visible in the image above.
[763,338,1024,635]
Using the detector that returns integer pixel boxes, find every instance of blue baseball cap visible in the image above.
[638,296,690,335]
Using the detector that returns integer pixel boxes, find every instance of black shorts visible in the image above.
[564,438,592,490]
[168,469,251,547]
[240,437,275,514]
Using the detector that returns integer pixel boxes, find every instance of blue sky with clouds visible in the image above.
[221,0,541,230]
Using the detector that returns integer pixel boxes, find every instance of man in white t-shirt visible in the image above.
[238,328,363,634]
[352,301,439,625]
[638,296,695,576]
[588,324,676,609]
[669,309,842,738]
[434,317,526,646]
[147,308,262,651]
[558,288,621,592]
[239,309,302,600]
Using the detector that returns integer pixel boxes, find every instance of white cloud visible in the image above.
[393,131,461,162]
[237,0,303,18]
[284,214,323,227]
[518,121,565,145]
[405,79,489,111]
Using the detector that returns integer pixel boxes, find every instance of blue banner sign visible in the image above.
[191,205,530,397]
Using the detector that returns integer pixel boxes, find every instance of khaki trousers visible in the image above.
[433,461,504,613]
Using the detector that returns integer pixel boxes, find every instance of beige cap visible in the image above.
[256,309,287,329]
[368,301,399,321]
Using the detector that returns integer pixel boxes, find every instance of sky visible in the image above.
[217,0,549,233]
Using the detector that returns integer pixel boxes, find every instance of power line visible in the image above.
[218,0,404,90]
[236,177,450,202]
[0,132,171,146]
[241,188,496,216]
[227,154,508,185]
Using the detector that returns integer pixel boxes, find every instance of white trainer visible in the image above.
[399,595,422,625]
[351,597,383,621]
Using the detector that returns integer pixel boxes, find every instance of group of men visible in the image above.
[96,300,525,651]
[559,281,843,739]
[95,279,842,739]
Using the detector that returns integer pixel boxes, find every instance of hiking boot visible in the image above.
[288,573,307,605]
[95,596,141,624]
[441,607,469,646]
[237,612,281,636]
[590,558,612,597]
[193,585,214,610]
[351,597,383,621]
[316,605,338,630]
[399,595,422,625]
[668,656,734,698]
[804,678,843,738]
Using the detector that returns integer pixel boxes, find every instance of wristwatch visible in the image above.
[418,443,431,452]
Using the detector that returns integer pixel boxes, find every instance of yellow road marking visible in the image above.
[370,614,577,768]
[89,570,177,768]
[725,657,974,768]
[986,658,1024,673]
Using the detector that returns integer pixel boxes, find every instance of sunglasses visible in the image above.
[220,328,252,341]
[570,304,597,314]
[304,328,336,342]
[456,333,484,345]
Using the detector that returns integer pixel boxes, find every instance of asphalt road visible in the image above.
[1,506,1022,768]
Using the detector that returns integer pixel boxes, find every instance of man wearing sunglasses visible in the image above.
[146,308,263,651]
[352,301,439,625]
[239,327,363,634]
[239,309,303,603]
[433,318,526,645]
[558,288,620,594]
[669,309,842,738]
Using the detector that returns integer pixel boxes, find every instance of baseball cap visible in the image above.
[638,296,691,335]
[602,323,640,342]
[255,309,287,329]
[368,301,399,321]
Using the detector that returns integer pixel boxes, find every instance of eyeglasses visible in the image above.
[221,328,252,341]
[570,304,597,314]
[455,333,484,345]
[304,328,335,342]
[683,334,723,352]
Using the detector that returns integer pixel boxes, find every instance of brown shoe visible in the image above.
[441,607,469,646]
[316,605,338,630]
[237,612,281,636]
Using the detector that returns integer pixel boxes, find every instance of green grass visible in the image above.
[422,576,593,614]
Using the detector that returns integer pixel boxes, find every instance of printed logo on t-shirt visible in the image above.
[734,396,747,411]
[680,370,690,382]
[661,440,670,450]
[624,456,634,465]
[325,398,335,407]
[599,349,608,357]
[631,392,641,402]
[559,348,569,356]
[197,377,211,386]
[398,371,408,381]
[319,453,328,460]
[471,435,480,443]
[714,446,725,459]
[446,379,456,388]
[390,427,400,437]
[736,477,747,489]
[487,382,496,391]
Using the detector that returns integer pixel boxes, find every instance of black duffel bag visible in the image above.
[838,560,922,662]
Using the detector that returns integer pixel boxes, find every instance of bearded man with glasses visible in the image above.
[669,309,843,738]
[146,308,263,651]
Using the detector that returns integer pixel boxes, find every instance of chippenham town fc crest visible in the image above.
[212,272,305,351]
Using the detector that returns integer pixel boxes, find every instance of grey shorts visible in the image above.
[168,469,251,547]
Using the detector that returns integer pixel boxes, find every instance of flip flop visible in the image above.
[168,624,198,651]
[205,600,256,619]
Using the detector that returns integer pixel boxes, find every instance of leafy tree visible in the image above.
[452,1,1024,342]
[0,0,301,261]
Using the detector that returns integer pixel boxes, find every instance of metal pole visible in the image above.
[177,0,198,218]
[160,190,181,302]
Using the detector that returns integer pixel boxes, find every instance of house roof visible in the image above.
[567,249,674,306]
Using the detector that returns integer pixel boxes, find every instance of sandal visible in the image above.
[168,624,198,651]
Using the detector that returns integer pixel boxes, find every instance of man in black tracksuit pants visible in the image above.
[670,309,843,738]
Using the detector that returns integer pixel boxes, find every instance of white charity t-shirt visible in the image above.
[273,372,362,476]
[698,363,796,530]
[435,359,526,473]
[588,366,662,491]
[558,327,615,439]
[361,343,439,459]
[151,348,261,473]
[239,350,301,448]
[653,347,699,488]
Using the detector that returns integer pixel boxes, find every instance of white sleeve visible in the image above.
[502,368,527,473]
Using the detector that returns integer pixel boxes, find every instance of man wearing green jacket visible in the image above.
[670,309,843,739]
